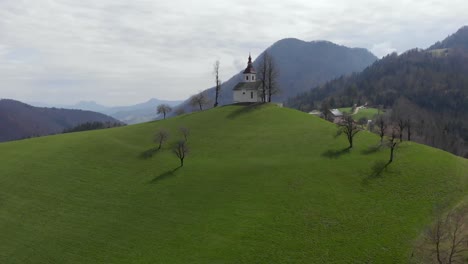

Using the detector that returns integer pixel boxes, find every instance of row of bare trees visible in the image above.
[154,127,190,167]
[258,52,280,102]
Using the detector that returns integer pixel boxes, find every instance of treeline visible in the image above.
[287,48,468,157]
[63,121,124,133]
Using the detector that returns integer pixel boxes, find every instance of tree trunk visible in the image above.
[407,126,411,141]
[163,113,166,119]
[180,158,184,167]
[389,145,395,163]
[199,104,202,111]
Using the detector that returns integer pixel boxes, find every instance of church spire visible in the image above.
[243,53,256,83]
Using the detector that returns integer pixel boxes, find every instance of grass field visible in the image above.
[0,104,467,263]
[339,107,380,121]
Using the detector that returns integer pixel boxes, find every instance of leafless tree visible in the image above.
[157,104,172,119]
[190,91,209,111]
[266,54,279,102]
[213,60,221,107]
[336,114,363,149]
[179,127,190,142]
[376,115,388,144]
[257,51,280,103]
[420,206,468,264]
[406,118,412,141]
[173,140,189,167]
[320,101,332,121]
[387,127,399,163]
[397,118,406,142]
[155,129,169,150]
[258,52,269,102]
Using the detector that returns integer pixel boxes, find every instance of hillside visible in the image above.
[175,39,377,113]
[0,99,121,142]
[0,104,466,263]
[287,26,468,157]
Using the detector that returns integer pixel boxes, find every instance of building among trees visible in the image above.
[233,54,264,103]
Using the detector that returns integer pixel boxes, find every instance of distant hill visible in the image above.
[0,104,466,263]
[429,25,468,50]
[174,39,377,113]
[0,99,121,142]
[287,26,468,157]
[31,98,182,124]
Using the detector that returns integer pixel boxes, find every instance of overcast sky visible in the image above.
[0,0,467,106]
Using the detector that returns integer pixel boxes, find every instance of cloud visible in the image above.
[0,0,467,105]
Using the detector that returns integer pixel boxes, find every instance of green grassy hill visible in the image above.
[0,104,467,263]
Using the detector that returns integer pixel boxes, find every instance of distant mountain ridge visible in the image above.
[31,98,182,124]
[174,38,377,113]
[0,99,121,142]
[428,26,468,50]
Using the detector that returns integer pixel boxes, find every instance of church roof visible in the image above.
[233,81,262,91]
[243,54,256,74]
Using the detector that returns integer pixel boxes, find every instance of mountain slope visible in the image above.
[288,26,468,157]
[0,99,121,142]
[0,104,466,263]
[429,25,468,50]
[175,39,377,113]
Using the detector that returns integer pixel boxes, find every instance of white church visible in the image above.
[233,54,265,103]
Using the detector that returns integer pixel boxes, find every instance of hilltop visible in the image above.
[0,104,466,263]
[0,99,121,142]
[175,39,377,113]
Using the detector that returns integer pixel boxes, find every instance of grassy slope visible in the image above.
[0,104,467,263]
[339,107,380,121]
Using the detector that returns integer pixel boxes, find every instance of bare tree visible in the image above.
[190,91,209,111]
[337,114,363,149]
[421,206,468,264]
[258,52,269,102]
[179,127,190,142]
[173,140,189,167]
[387,127,399,163]
[376,115,388,144]
[213,60,221,107]
[155,129,169,150]
[397,118,406,142]
[157,104,172,119]
[266,54,279,102]
[406,118,412,141]
[320,101,332,121]
[257,52,279,103]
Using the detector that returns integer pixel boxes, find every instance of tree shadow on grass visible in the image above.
[150,167,180,184]
[321,147,351,159]
[226,103,265,119]
[361,144,383,155]
[361,160,394,185]
[139,147,159,159]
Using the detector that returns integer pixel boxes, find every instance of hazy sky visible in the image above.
[0,0,466,106]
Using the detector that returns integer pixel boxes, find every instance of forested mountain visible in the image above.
[0,99,122,142]
[287,26,468,157]
[429,26,468,50]
[174,38,377,113]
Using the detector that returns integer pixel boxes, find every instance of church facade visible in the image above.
[233,54,264,103]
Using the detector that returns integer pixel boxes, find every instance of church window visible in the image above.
[246,76,249,81]
[252,76,255,80]
[251,92,254,99]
